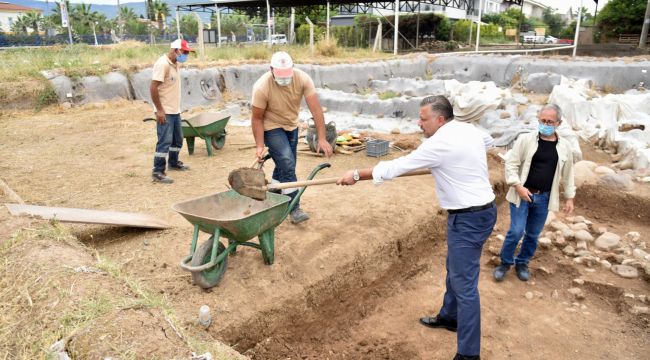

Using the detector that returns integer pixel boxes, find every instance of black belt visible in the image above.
[527,188,545,194]
[447,201,495,214]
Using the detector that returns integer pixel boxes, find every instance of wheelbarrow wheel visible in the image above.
[211,134,226,150]
[190,239,228,289]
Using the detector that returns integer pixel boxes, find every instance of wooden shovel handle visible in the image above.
[267,169,430,191]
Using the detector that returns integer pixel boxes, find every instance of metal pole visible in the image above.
[416,1,420,48]
[290,7,295,44]
[326,1,330,41]
[640,0,650,49]
[475,0,483,52]
[306,17,314,56]
[517,1,524,47]
[393,0,399,55]
[176,7,180,39]
[468,19,472,45]
[572,0,583,57]
[266,0,272,48]
[216,4,221,47]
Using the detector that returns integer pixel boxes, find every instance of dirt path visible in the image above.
[1,101,648,359]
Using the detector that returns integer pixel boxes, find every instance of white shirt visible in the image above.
[372,120,495,210]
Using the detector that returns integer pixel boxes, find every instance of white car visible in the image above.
[545,36,558,44]
[270,34,287,45]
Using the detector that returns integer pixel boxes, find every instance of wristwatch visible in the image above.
[353,169,360,181]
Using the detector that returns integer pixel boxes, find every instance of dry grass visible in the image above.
[315,39,340,57]
[0,42,392,85]
[0,222,242,359]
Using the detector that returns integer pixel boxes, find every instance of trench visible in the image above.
[211,182,508,359]
[211,178,650,360]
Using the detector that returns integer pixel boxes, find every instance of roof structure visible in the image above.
[0,1,43,12]
[176,0,476,14]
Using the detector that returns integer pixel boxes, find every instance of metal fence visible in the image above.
[0,34,198,47]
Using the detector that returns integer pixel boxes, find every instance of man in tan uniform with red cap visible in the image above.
[150,39,194,184]
[251,51,333,224]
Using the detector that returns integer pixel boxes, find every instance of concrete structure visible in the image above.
[0,1,42,33]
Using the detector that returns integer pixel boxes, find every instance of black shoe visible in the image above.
[515,263,530,281]
[419,314,457,332]
[453,353,480,360]
[169,161,190,171]
[493,264,510,282]
[151,172,173,184]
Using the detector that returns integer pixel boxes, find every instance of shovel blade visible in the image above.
[228,167,268,201]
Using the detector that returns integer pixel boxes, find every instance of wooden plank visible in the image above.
[5,204,170,229]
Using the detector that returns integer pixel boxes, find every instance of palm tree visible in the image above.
[11,15,29,34]
[74,3,99,45]
[152,0,170,31]
[118,6,137,22]
[22,11,42,33]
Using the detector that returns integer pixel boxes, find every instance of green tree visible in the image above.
[597,0,646,37]
[542,8,565,36]
[119,7,138,22]
[21,11,42,33]
[151,0,169,31]
[11,15,30,34]
[170,14,198,36]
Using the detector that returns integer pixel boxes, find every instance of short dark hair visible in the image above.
[420,95,454,121]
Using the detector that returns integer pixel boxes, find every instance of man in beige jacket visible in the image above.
[494,104,576,282]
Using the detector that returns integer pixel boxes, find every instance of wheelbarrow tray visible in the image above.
[172,190,290,242]
[182,112,230,138]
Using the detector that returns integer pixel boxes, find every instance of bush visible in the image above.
[315,38,339,57]
[451,20,504,43]
[296,23,324,44]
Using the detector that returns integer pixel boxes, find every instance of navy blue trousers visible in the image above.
[438,204,497,356]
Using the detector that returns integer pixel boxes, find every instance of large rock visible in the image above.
[574,161,599,187]
[563,245,576,256]
[633,249,648,260]
[611,264,639,279]
[595,232,621,250]
[594,166,616,175]
[575,230,594,243]
[524,72,562,93]
[598,173,634,191]
[570,223,589,231]
[550,221,570,231]
[539,237,553,249]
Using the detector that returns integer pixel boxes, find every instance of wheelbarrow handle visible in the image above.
[267,169,430,191]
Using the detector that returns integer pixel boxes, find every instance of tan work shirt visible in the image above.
[251,68,316,131]
[505,132,576,212]
[152,55,181,115]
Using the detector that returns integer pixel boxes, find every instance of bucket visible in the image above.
[306,119,337,153]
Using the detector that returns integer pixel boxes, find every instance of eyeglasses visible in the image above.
[539,119,558,126]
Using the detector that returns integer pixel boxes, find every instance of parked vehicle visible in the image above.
[273,34,287,44]
[522,35,546,43]
[264,34,287,45]
[545,36,558,44]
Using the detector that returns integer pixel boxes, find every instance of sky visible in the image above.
[31,0,608,15]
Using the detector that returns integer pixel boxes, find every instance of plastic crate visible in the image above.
[366,139,390,157]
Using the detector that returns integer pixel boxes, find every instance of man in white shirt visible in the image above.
[338,95,496,360]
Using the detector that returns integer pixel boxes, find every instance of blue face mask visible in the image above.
[176,53,188,63]
[538,123,556,137]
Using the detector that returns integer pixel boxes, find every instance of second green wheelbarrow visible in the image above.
[172,163,331,289]
[144,111,230,156]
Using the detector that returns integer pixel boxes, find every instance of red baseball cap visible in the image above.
[171,39,195,52]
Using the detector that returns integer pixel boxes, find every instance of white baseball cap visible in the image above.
[270,51,293,77]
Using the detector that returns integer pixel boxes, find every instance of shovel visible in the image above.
[230,166,431,201]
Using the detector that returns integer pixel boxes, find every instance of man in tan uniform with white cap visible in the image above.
[251,51,333,224]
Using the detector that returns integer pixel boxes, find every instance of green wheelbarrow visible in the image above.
[143,111,230,156]
[172,162,331,289]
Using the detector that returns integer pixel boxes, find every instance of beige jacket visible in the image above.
[505,132,576,212]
